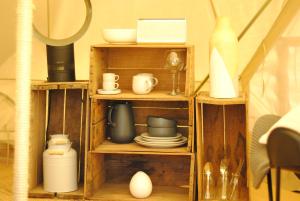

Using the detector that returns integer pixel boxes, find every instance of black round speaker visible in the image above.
[46,44,75,82]
[33,0,92,82]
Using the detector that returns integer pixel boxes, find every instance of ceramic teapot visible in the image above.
[108,102,136,143]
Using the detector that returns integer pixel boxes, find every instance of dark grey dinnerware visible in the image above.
[147,116,177,128]
[147,126,177,137]
[108,102,136,143]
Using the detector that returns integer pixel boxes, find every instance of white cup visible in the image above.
[103,81,119,91]
[103,73,119,82]
[135,73,158,89]
[132,75,152,94]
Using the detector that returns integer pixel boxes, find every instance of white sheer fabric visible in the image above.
[249,10,300,192]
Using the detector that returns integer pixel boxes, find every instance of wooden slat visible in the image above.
[240,0,300,89]
[92,140,190,154]
[29,90,46,190]
[28,184,84,199]
[195,101,203,200]
[188,98,195,152]
[28,185,55,198]
[92,43,193,48]
[92,90,190,101]
[188,154,196,201]
[84,92,91,196]
[31,81,88,90]
[197,91,246,105]
[56,184,84,199]
[186,46,195,96]
[89,47,107,96]
[225,105,248,200]
[85,153,105,198]
[90,100,106,150]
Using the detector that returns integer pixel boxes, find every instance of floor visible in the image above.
[0,158,13,201]
[1,154,299,201]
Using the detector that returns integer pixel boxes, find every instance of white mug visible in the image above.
[135,73,158,89]
[103,73,119,82]
[103,81,119,91]
[132,75,152,94]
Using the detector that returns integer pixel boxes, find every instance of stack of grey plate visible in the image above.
[134,116,187,148]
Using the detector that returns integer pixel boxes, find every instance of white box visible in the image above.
[137,19,186,43]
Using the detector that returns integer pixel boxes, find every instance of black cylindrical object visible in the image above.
[46,44,75,82]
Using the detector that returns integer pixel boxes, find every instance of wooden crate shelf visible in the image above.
[90,98,194,153]
[92,90,190,101]
[91,140,191,155]
[86,44,195,200]
[92,43,194,48]
[196,91,249,201]
[29,81,89,200]
[86,153,195,201]
[89,44,194,97]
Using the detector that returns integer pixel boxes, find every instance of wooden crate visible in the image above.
[89,44,194,97]
[85,152,195,201]
[89,98,194,153]
[28,81,89,199]
[196,92,249,201]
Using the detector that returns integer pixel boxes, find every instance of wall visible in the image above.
[0,0,286,82]
[32,0,285,81]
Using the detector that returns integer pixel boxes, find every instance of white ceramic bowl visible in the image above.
[102,29,136,43]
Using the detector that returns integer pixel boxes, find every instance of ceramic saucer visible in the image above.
[134,135,187,148]
[97,88,121,95]
[140,132,183,142]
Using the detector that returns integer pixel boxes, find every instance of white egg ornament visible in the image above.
[129,171,153,198]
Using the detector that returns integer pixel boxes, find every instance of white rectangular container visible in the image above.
[137,19,186,43]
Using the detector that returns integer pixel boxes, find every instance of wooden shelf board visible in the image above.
[28,185,54,198]
[91,140,191,155]
[196,91,246,105]
[92,43,193,48]
[31,80,88,90]
[89,183,189,201]
[28,183,84,199]
[199,199,248,201]
[91,90,190,101]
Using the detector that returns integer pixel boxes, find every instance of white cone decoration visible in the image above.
[209,16,239,98]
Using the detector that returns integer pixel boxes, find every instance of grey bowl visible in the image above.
[147,126,177,137]
[147,116,177,128]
